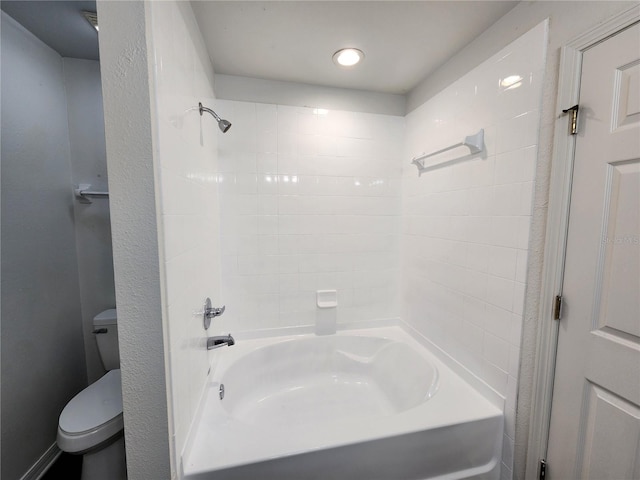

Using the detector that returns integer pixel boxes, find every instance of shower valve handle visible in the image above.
[205,305,226,319]
[202,297,225,330]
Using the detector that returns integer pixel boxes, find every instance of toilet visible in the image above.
[57,309,126,480]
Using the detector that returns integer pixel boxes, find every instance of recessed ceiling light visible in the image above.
[333,48,364,67]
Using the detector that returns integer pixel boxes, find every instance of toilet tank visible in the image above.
[93,309,120,371]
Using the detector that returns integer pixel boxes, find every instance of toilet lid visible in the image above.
[59,369,123,434]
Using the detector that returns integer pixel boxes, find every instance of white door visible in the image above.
[546,22,640,480]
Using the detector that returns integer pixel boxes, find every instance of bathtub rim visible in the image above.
[217,333,441,421]
[182,322,505,477]
[213,318,503,408]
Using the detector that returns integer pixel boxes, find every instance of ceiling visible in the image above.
[1,0,519,96]
[191,1,518,94]
[1,0,99,61]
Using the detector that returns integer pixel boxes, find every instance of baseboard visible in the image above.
[19,442,61,480]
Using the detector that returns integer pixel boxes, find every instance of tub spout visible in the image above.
[207,334,235,350]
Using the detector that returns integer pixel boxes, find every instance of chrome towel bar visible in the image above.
[411,129,485,176]
[74,184,109,204]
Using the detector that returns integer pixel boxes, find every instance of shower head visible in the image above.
[199,102,232,133]
[218,118,232,133]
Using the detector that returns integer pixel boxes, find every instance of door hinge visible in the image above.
[553,295,563,320]
[539,459,547,480]
[562,104,579,135]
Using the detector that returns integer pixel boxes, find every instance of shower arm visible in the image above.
[199,103,222,122]
[199,102,232,133]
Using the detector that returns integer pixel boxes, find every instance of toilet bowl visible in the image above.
[57,309,126,480]
[57,369,123,452]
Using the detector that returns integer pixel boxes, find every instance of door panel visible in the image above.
[546,22,640,480]
[613,61,640,130]
[598,160,639,336]
[577,384,640,480]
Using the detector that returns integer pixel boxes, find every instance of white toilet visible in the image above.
[57,309,126,480]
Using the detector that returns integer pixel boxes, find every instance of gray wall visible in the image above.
[1,12,87,480]
[64,58,116,383]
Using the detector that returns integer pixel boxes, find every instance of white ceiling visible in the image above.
[191,1,519,95]
[2,0,519,96]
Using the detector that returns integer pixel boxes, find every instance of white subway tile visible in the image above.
[235,235,258,255]
[257,174,278,194]
[256,152,278,173]
[486,275,515,311]
[496,110,539,154]
[508,345,520,377]
[278,174,299,195]
[484,304,513,341]
[279,273,299,294]
[515,249,529,283]
[462,270,487,301]
[517,216,532,249]
[492,184,524,216]
[510,313,523,346]
[494,146,537,184]
[519,182,535,216]
[237,255,279,275]
[276,105,298,132]
[277,153,298,174]
[487,246,518,280]
[483,332,510,371]
[512,281,526,315]
[491,217,519,248]
[258,195,278,215]
[505,406,516,440]
[278,215,299,235]
[278,235,299,254]
[234,173,258,194]
[501,435,514,472]
[278,254,299,274]
[460,319,484,356]
[278,195,300,215]
[257,235,279,255]
[482,360,508,394]
[466,243,491,272]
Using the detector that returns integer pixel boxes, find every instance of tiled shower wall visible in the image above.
[215,101,404,332]
[402,21,548,478]
[213,20,547,479]
[148,1,222,466]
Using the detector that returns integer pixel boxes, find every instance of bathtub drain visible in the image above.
[219,383,225,400]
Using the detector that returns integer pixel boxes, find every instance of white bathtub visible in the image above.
[182,326,503,480]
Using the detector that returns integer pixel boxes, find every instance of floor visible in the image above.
[41,453,82,480]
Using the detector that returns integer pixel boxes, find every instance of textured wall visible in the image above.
[96,1,171,478]
[1,12,86,480]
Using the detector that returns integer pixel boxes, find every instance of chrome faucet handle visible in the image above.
[203,298,225,330]
[206,305,225,319]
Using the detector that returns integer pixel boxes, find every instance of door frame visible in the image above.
[525,6,640,479]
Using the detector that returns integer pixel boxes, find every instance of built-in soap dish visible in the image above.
[317,290,337,308]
